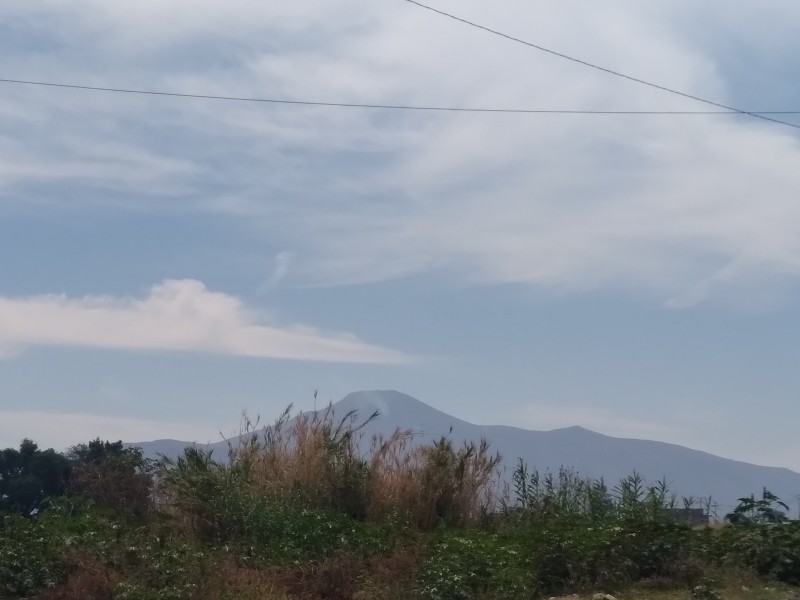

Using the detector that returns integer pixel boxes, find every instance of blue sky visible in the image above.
[2,1,800,470]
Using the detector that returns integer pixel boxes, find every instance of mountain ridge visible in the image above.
[129,390,800,516]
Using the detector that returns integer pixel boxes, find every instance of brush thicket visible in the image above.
[226,403,502,529]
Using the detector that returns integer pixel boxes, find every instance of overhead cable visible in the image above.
[1,77,799,118]
[401,0,800,130]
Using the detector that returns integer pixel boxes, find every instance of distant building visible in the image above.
[665,508,708,526]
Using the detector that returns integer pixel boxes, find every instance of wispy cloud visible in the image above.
[258,250,293,293]
[0,279,410,363]
[2,2,800,305]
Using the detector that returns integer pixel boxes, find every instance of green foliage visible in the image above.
[713,489,800,585]
[505,465,704,594]
[510,461,676,524]
[690,580,722,600]
[160,446,389,564]
[510,516,698,594]
[232,500,387,563]
[0,514,69,595]
[67,438,154,518]
[112,542,211,600]
[0,495,214,599]
[512,459,615,521]
[716,520,800,584]
[726,488,789,524]
[418,530,531,600]
[0,439,71,516]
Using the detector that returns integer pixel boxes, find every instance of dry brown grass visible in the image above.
[366,432,502,528]
[197,560,290,600]
[228,403,502,529]
[32,558,294,600]
[269,547,421,600]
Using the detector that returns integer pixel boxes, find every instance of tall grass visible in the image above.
[509,459,690,523]
[164,403,502,534]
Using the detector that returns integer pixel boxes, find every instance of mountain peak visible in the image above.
[331,390,470,437]
[554,425,599,435]
[336,390,426,414]
[556,425,588,432]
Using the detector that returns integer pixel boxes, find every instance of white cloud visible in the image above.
[0,410,218,451]
[0,279,409,363]
[3,1,800,304]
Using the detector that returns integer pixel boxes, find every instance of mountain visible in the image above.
[129,390,800,517]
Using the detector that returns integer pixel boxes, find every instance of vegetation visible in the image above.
[1,405,799,600]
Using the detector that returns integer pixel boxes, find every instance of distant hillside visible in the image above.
[130,390,800,517]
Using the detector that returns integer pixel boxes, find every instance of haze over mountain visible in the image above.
[130,390,800,517]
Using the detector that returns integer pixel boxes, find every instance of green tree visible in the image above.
[67,439,153,517]
[0,439,71,516]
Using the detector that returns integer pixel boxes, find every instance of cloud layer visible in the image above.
[2,1,800,307]
[0,279,408,363]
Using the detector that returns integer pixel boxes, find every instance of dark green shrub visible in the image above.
[112,542,210,600]
[0,440,71,517]
[160,447,390,564]
[418,530,531,600]
[0,514,69,596]
[497,513,698,594]
[67,439,154,519]
[235,500,382,563]
[690,579,722,600]
[717,521,800,584]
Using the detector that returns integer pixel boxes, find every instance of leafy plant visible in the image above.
[0,514,69,595]
[418,531,531,600]
[726,488,788,524]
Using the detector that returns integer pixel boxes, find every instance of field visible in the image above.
[1,406,799,600]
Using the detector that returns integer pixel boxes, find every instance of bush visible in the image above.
[111,542,210,600]
[418,530,531,600]
[67,439,153,518]
[716,520,800,584]
[690,580,722,600]
[0,515,69,596]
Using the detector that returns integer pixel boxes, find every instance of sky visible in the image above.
[2,1,800,470]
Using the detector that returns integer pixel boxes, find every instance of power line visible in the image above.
[401,0,800,130]
[1,77,800,117]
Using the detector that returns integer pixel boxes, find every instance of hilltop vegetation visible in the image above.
[1,406,799,600]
